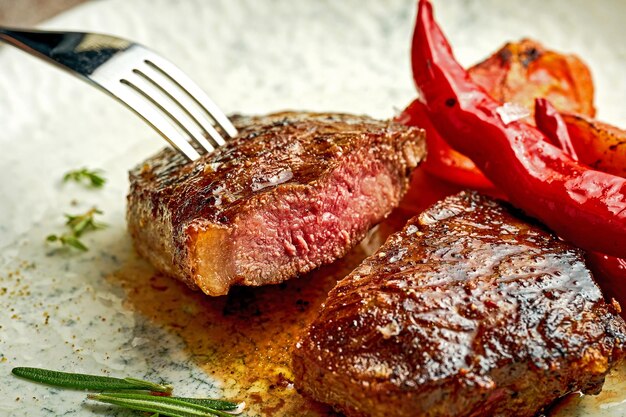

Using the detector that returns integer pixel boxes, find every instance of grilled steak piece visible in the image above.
[293,191,626,417]
[127,112,425,296]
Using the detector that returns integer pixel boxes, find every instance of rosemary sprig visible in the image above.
[12,367,172,393]
[63,167,106,188]
[12,367,245,417]
[89,392,241,417]
[46,207,106,251]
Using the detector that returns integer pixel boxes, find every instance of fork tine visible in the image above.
[144,54,238,138]
[121,72,216,155]
[105,81,201,161]
[134,63,227,148]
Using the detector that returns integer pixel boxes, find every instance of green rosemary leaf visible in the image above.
[172,397,240,411]
[89,392,239,417]
[121,377,174,393]
[63,168,106,188]
[11,367,172,394]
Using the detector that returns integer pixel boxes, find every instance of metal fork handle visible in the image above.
[0,27,199,159]
[0,27,129,83]
[0,27,237,161]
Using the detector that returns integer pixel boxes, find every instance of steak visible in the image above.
[293,191,626,417]
[127,112,425,296]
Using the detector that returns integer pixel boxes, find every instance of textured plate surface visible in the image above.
[1,1,625,416]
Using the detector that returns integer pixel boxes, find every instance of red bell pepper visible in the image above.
[534,98,579,161]
[561,112,626,177]
[411,0,626,258]
[586,251,626,318]
[396,99,495,189]
[534,99,625,298]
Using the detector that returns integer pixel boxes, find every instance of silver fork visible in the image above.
[0,27,237,161]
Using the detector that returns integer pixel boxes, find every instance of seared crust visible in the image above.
[127,112,425,295]
[293,191,626,417]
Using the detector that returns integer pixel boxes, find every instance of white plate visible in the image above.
[1,1,625,416]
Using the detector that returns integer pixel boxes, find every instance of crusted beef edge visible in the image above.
[127,115,425,296]
[292,191,626,417]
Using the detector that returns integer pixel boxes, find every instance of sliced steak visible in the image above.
[127,112,425,296]
[293,191,626,417]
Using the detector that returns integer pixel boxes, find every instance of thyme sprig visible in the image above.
[46,207,106,251]
[45,233,89,251]
[63,168,106,188]
[11,366,244,417]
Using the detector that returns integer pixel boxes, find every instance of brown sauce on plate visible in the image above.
[109,168,626,416]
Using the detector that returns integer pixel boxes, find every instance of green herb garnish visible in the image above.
[45,234,88,251]
[63,207,106,235]
[63,168,106,188]
[169,397,240,411]
[11,366,244,416]
[11,367,172,393]
[46,207,106,251]
[89,392,240,417]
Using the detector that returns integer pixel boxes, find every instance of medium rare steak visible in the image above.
[293,191,626,417]
[127,112,425,296]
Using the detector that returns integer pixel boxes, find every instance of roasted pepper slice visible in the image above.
[411,0,626,258]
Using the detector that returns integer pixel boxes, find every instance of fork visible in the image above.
[0,27,237,161]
